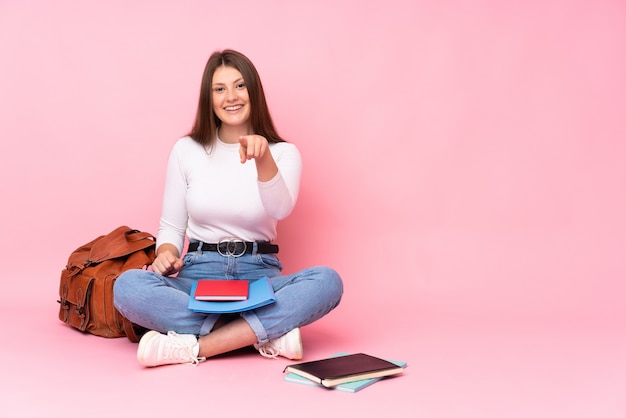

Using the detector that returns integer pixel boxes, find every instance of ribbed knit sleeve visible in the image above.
[258,142,302,220]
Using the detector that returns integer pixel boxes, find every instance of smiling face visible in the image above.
[211,65,251,140]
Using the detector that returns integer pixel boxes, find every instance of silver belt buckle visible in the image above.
[217,238,247,257]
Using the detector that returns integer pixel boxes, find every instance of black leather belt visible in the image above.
[188,240,279,256]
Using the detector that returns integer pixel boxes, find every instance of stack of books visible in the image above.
[283,352,407,393]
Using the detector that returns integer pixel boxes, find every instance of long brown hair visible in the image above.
[187,49,285,147]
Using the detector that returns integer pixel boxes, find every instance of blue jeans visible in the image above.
[113,249,343,344]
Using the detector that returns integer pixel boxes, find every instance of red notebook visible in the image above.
[193,280,249,301]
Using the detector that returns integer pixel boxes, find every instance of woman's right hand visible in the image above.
[151,244,184,276]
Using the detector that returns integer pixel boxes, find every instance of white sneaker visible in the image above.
[137,330,205,367]
[255,328,303,360]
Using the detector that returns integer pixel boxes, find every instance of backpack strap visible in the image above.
[89,226,155,263]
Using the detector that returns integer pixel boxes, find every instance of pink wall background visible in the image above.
[2,0,625,324]
[1,1,625,416]
[1,0,625,323]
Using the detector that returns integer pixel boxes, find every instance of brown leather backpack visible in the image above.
[57,226,156,342]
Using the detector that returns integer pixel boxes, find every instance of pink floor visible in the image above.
[1,276,624,418]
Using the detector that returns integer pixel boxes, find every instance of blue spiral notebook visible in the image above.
[188,277,276,313]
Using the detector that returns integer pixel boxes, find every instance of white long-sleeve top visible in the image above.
[157,136,302,255]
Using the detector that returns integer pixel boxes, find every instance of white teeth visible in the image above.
[225,105,242,111]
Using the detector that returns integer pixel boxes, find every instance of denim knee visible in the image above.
[113,269,140,311]
[314,265,344,305]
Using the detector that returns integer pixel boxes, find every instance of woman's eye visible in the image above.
[236,83,246,89]
[213,87,225,93]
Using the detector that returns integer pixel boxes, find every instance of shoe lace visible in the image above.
[257,341,280,359]
[165,331,205,365]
